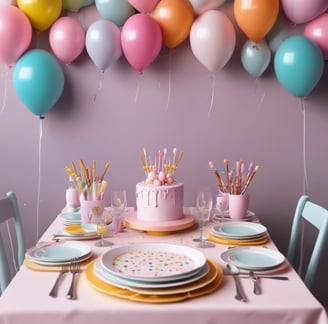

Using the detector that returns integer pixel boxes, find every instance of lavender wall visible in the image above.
[1,4,328,307]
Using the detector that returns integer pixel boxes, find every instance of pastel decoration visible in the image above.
[274,35,324,98]
[190,10,236,72]
[49,17,85,64]
[0,5,32,66]
[95,0,135,27]
[189,0,225,16]
[85,19,122,72]
[281,0,328,25]
[304,13,328,60]
[234,0,279,43]
[62,0,85,12]
[241,39,271,78]
[17,0,62,32]
[121,13,162,74]
[152,0,194,49]
[128,0,159,13]
[13,49,65,116]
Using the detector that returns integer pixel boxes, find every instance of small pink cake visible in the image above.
[136,148,184,222]
[136,182,184,221]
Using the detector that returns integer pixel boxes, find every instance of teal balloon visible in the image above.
[274,35,324,97]
[95,0,135,27]
[13,49,64,116]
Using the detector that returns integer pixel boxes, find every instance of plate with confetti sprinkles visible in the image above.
[100,243,207,282]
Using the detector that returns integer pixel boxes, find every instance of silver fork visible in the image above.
[66,259,80,300]
[49,264,69,297]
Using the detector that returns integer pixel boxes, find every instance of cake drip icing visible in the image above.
[136,187,175,208]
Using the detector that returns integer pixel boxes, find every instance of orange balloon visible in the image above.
[152,0,194,49]
[234,0,279,43]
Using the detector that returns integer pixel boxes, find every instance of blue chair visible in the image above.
[0,192,25,294]
[287,195,328,289]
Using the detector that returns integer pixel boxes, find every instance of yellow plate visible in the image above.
[207,232,269,246]
[85,258,223,303]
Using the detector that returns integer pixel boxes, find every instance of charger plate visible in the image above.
[207,232,269,246]
[124,212,195,235]
[85,258,223,303]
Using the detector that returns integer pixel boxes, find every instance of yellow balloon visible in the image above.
[18,0,62,32]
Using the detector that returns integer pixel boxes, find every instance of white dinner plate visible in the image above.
[220,246,285,271]
[100,243,206,281]
[27,241,91,263]
[94,259,210,290]
[212,222,267,239]
[212,210,256,223]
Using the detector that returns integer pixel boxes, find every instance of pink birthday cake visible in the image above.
[136,148,184,222]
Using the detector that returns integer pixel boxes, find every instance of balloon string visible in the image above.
[299,98,309,195]
[165,49,173,111]
[134,73,141,106]
[208,73,216,118]
[252,78,266,111]
[0,65,9,115]
[36,116,44,243]
[93,70,104,102]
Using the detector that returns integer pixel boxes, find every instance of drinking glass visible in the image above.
[111,190,127,234]
[95,218,113,247]
[195,190,215,248]
[213,191,229,223]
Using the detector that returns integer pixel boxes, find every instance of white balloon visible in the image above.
[190,10,236,72]
[189,0,225,16]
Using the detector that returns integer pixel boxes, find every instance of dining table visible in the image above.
[0,207,327,324]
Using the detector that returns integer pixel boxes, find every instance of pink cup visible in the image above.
[228,194,250,219]
[80,198,105,224]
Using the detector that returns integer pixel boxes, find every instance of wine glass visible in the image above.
[195,190,215,248]
[95,218,113,247]
[111,190,127,234]
[213,191,229,223]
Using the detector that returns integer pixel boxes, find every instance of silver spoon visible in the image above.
[226,263,247,302]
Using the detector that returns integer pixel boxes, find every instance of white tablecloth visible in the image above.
[0,209,327,324]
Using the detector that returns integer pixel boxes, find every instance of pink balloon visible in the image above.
[0,5,31,66]
[190,10,236,72]
[121,13,162,73]
[49,17,85,64]
[189,0,224,16]
[86,19,122,71]
[304,13,328,60]
[281,0,328,24]
[128,0,159,13]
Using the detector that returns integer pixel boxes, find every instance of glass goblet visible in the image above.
[95,219,113,247]
[195,190,215,248]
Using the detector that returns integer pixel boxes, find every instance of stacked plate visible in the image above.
[86,243,224,302]
[220,246,286,272]
[208,222,269,246]
[212,210,256,223]
[60,211,81,225]
[26,241,92,266]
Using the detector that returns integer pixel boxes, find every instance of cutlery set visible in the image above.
[226,263,288,302]
[49,259,80,300]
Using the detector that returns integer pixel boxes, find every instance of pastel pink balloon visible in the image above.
[281,0,328,24]
[190,10,236,72]
[304,13,328,60]
[121,13,162,73]
[0,5,31,66]
[49,17,85,64]
[128,0,159,13]
[189,0,225,16]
